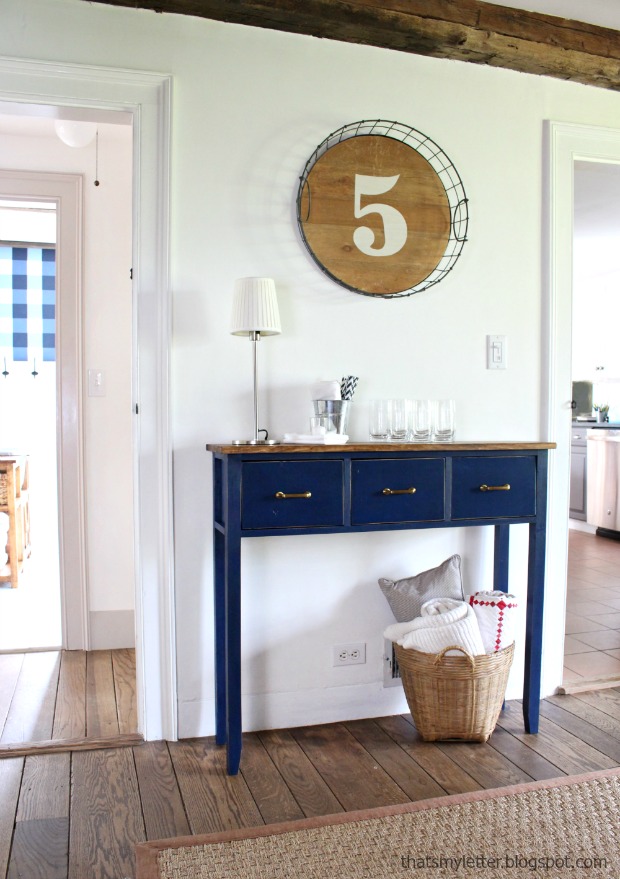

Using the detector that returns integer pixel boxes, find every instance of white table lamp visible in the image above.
[231,277,281,445]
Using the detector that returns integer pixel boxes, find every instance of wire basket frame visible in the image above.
[296,120,469,298]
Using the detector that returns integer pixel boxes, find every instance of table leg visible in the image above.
[523,517,546,733]
[493,524,510,593]
[224,527,242,774]
[214,527,227,746]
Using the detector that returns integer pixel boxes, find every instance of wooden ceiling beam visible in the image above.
[84,0,620,90]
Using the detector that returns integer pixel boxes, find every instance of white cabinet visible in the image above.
[572,268,620,381]
[570,426,588,521]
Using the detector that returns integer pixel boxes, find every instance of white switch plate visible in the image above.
[88,368,106,396]
[487,335,507,369]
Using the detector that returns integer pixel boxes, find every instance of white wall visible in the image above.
[4,0,620,736]
[0,121,135,647]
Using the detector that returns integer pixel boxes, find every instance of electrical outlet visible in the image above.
[333,642,366,666]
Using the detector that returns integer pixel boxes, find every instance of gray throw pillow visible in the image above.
[378,554,464,622]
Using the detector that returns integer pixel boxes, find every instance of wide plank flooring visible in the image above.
[0,649,138,753]
[2,690,620,878]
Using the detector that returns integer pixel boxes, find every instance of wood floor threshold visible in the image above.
[0,731,143,758]
[557,675,620,695]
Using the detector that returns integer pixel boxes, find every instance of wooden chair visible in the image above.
[0,455,31,588]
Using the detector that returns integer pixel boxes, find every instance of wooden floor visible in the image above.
[1,690,620,878]
[2,531,620,878]
[0,649,138,751]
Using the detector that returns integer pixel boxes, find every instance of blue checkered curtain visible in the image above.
[0,245,56,362]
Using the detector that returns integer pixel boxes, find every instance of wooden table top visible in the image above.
[207,441,557,455]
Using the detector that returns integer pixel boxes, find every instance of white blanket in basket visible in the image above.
[384,598,485,656]
[468,590,518,653]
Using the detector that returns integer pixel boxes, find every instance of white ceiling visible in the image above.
[481,0,620,31]
[1,0,618,138]
[0,102,132,138]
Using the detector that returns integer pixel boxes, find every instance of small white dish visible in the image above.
[282,433,349,445]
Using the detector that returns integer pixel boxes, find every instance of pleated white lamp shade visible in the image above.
[230,277,281,336]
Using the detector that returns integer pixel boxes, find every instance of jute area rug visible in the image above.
[136,767,620,879]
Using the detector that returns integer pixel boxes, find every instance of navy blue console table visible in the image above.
[207,441,554,775]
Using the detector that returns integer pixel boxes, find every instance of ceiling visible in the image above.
[0,104,132,138]
[79,0,620,91]
[0,0,620,182]
[3,1,620,141]
[481,0,620,31]
[85,0,620,32]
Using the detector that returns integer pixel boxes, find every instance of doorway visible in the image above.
[0,57,175,743]
[0,199,61,651]
[0,115,135,656]
[545,121,620,699]
[0,115,139,747]
[561,160,620,689]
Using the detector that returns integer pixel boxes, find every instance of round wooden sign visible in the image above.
[296,121,468,298]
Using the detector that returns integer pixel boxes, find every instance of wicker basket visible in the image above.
[394,641,515,743]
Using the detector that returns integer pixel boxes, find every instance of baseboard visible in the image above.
[177,682,410,739]
[89,610,135,649]
[568,519,596,534]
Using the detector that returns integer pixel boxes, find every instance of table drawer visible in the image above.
[451,456,536,520]
[351,458,445,525]
[242,460,344,529]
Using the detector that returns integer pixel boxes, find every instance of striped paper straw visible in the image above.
[340,376,359,400]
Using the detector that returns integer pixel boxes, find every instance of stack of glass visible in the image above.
[368,399,455,442]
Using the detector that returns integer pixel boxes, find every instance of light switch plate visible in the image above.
[88,368,106,396]
[487,335,507,369]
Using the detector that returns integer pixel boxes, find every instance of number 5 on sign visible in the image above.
[353,174,408,257]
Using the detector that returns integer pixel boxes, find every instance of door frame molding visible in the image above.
[0,56,176,741]
[543,120,620,697]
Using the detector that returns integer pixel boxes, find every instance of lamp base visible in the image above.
[232,438,279,446]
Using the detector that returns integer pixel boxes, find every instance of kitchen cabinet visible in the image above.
[572,283,620,381]
[570,425,588,520]
[570,425,588,521]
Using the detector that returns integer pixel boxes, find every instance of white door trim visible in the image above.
[0,56,176,741]
[543,120,620,697]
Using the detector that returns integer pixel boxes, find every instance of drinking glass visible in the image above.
[369,399,390,440]
[388,398,409,441]
[434,399,455,441]
[310,415,337,437]
[412,399,433,441]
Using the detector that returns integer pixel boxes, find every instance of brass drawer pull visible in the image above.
[274,491,312,499]
[382,487,417,496]
[479,483,511,492]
